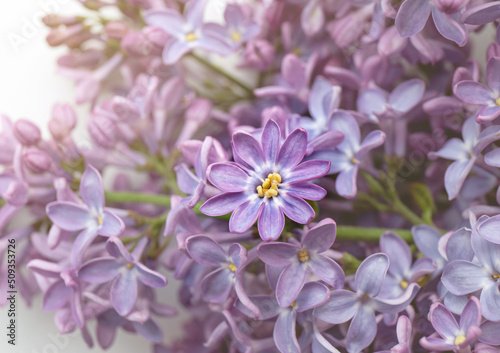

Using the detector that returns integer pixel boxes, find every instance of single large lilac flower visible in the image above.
[78,237,166,316]
[314,253,420,353]
[310,110,385,198]
[236,282,330,353]
[441,216,500,321]
[379,232,436,299]
[257,218,345,307]
[46,165,125,267]
[144,0,232,65]
[420,297,482,352]
[200,119,330,241]
[185,235,247,303]
[454,57,500,123]
[428,116,500,200]
[395,0,467,46]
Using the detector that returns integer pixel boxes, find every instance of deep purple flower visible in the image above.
[314,253,420,353]
[420,297,482,352]
[78,237,166,316]
[310,110,385,198]
[144,0,232,65]
[454,57,500,123]
[47,165,125,267]
[200,119,330,241]
[257,218,345,307]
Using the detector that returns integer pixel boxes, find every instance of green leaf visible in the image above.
[409,182,436,217]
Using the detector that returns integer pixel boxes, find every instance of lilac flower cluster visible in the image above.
[3,0,500,352]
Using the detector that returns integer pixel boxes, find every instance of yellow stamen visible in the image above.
[185,32,197,41]
[230,30,242,42]
[297,249,309,262]
[493,274,500,279]
[229,263,236,272]
[292,47,302,57]
[97,215,103,225]
[351,157,358,165]
[290,301,296,308]
[454,335,466,346]
[126,263,134,269]
[256,172,282,198]
[400,280,408,290]
[496,97,500,106]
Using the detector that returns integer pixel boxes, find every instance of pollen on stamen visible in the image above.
[256,172,282,198]
[230,30,242,42]
[454,335,466,346]
[185,32,197,41]
[496,97,500,106]
[493,274,500,279]
[126,263,134,269]
[400,280,409,290]
[97,215,103,225]
[229,263,236,272]
[351,157,358,164]
[297,249,309,262]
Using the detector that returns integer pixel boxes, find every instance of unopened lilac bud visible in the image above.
[4,181,28,207]
[112,96,140,122]
[121,31,152,57]
[142,26,168,54]
[244,39,275,71]
[42,14,81,28]
[186,98,212,123]
[58,49,101,68]
[105,21,129,40]
[49,104,77,140]
[434,0,468,14]
[126,0,152,9]
[46,24,85,47]
[88,113,117,149]
[14,119,41,146]
[24,147,52,173]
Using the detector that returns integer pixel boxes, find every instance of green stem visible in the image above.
[392,199,430,227]
[105,191,171,207]
[336,225,412,242]
[189,53,255,97]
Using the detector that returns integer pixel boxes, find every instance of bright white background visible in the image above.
[0,1,495,353]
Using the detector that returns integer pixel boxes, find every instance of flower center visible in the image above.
[297,249,309,262]
[126,263,134,269]
[351,157,358,165]
[493,274,500,279]
[257,173,282,198]
[400,280,408,290]
[185,32,197,41]
[290,301,297,308]
[454,335,466,345]
[97,215,103,225]
[230,30,242,42]
[228,263,236,272]
[496,97,500,106]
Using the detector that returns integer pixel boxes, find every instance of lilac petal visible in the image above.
[480,283,500,322]
[309,77,341,124]
[106,236,134,263]
[477,214,500,244]
[71,227,99,267]
[397,315,412,345]
[229,198,264,233]
[429,138,468,161]
[276,261,308,307]
[429,302,459,340]
[232,131,265,171]
[444,159,475,200]
[46,201,93,231]
[261,120,281,165]
[336,165,359,199]
[132,319,162,343]
[200,192,248,216]
[284,160,331,183]
[485,148,500,168]
[185,0,206,26]
[207,162,249,192]
[277,128,308,170]
[234,278,261,319]
[412,225,445,266]
[477,105,500,123]
[257,242,298,267]
[395,0,431,37]
[136,263,167,288]
[312,150,350,174]
[380,232,411,278]
[43,280,72,311]
[329,110,360,155]
[472,222,500,271]
[295,282,330,312]
[111,270,138,316]
[441,260,491,295]
[480,321,500,345]
[175,164,199,194]
[282,54,306,90]
[346,305,377,353]
[446,228,474,261]
[258,202,285,241]
[357,130,386,159]
[201,268,233,302]
[78,258,122,283]
[420,337,456,351]
[357,88,387,119]
[487,57,500,92]
[274,310,300,353]
[228,243,247,269]
[444,292,470,315]
[236,295,280,320]
[185,235,227,266]
[80,165,105,213]
[302,218,336,252]
[308,255,345,288]
[144,9,185,36]
[100,210,125,236]
[462,2,500,25]
[309,131,345,151]
[285,182,326,201]
[389,79,425,112]
[409,257,437,282]
[279,193,315,224]
[313,289,359,324]
[459,296,481,331]
[355,253,389,296]
[431,8,467,46]
[371,283,420,313]
[454,81,493,105]
[162,39,191,65]
[27,259,64,278]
